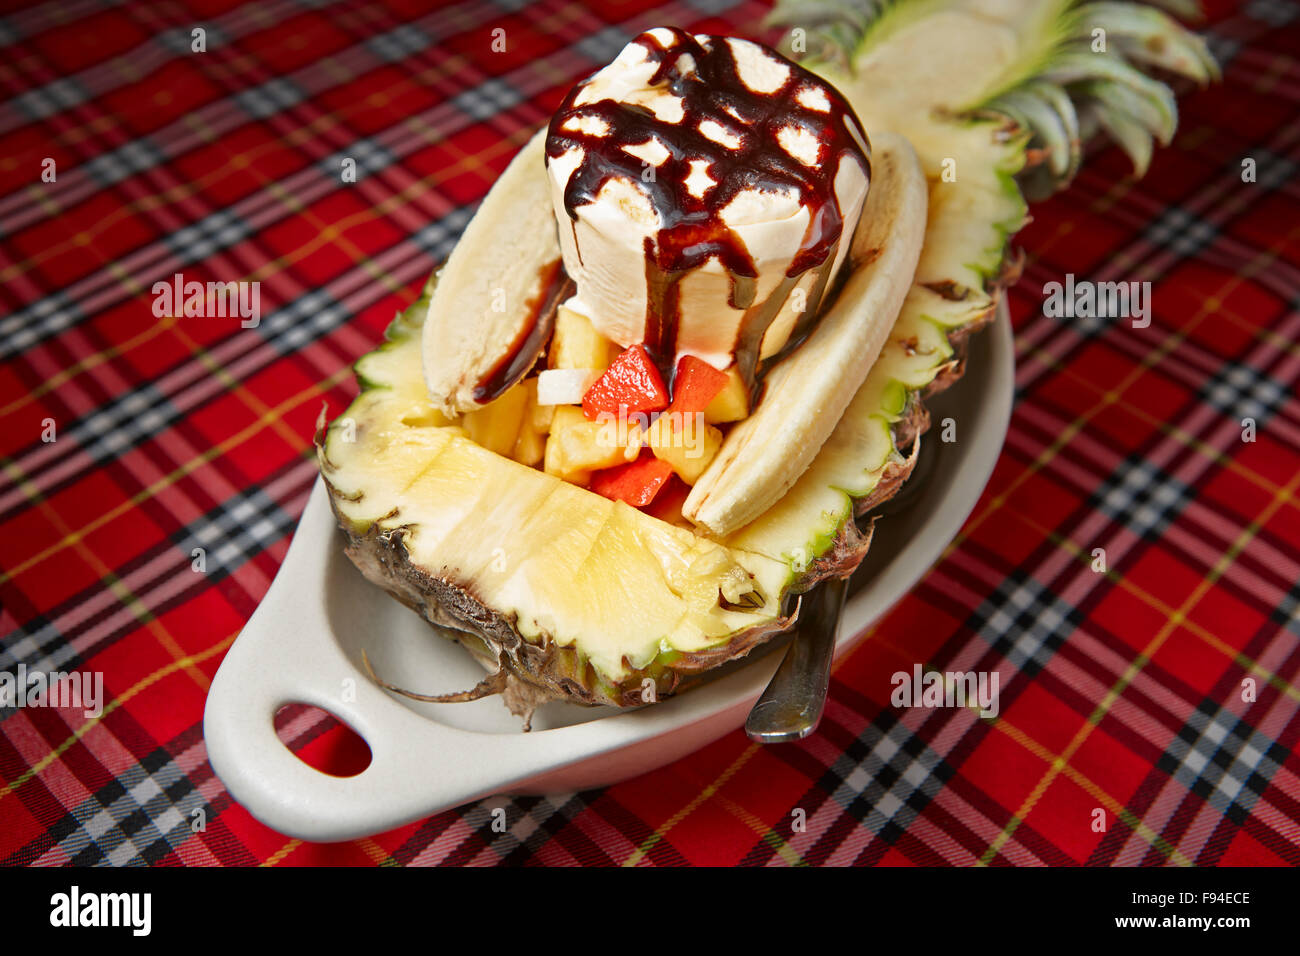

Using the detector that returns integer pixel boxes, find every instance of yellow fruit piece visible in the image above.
[512,422,546,466]
[508,378,547,467]
[645,411,722,485]
[704,365,749,424]
[531,397,555,431]
[543,405,637,484]
[462,381,528,457]
[550,304,617,372]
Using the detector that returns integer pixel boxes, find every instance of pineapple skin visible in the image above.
[330,497,793,712]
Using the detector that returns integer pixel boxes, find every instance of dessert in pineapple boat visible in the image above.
[317,5,1216,726]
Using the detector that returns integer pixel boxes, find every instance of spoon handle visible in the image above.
[745,575,848,743]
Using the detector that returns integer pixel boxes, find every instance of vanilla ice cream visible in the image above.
[544,27,870,381]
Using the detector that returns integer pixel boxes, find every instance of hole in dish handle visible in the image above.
[203,645,399,841]
[274,702,373,778]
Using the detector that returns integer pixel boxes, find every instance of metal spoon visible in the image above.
[744,575,848,743]
[744,429,942,743]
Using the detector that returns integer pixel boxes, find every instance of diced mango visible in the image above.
[550,305,618,372]
[512,425,545,467]
[531,397,555,431]
[704,365,749,424]
[509,378,548,467]
[462,381,529,457]
[644,410,723,484]
[543,405,638,484]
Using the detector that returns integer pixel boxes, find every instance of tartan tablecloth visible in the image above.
[1,0,1297,867]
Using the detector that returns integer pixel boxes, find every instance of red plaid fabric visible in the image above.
[1,0,1297,866]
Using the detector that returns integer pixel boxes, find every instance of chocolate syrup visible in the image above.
[472,258,571,404]
[546,28,870,386]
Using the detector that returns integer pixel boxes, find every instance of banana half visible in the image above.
[683,131,928,536]
[422,130,562,418]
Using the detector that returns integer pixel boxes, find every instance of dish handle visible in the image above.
[202,479,513,842]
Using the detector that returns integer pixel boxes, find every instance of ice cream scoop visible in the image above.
[544,27,871,385]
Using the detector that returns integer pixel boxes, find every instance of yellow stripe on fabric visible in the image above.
[0,631,236,804]
[972,228,1300,861]
[1018,512,1300,704]
[982,443,1300,864]
[0,367,347,585]
[621,744,762,866]
[988,713,1194,866]
[0,54,511,286]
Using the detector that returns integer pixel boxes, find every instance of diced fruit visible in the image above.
[531,396,555,431]
[645,475,692,525]
[512,426,545,466]
[582,344,669,422]
[668,355,730,415]
[704,365,749,423]
[321,298,788,710]
[543,405,637,484]
[537,367,601,406]
[473,378,548,467]
[461,380,528,456]
[588,451,676,507]
[550,304,617,372]
[644,411,723,485]
[509,377,551,466]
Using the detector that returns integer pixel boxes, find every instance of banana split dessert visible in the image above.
[320,28,932,721]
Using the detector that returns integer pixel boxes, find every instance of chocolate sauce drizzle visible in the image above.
[472,258,572,404]
[546,28,870,388]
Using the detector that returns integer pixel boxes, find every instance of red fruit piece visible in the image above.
[582,344,669,422]
[588,451,676,508]
[668,355,730,415]
[644,474,691,523]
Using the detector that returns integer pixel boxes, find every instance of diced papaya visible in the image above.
[582,344,670,422]
[644,474,692,525]
[668,355,730,415]
[588,451,676,508]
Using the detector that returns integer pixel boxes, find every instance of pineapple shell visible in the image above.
[320,0,1212,721]
[317,124,1018,721]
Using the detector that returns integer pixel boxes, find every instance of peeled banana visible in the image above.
[683,131,928,536]
[422,130,563,417]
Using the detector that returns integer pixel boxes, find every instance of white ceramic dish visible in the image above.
[204,301,1012,842]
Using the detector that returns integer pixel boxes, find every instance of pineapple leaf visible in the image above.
[769,0,1216,188]
[1074,2,1220,82]
[764,0,915,69]
[984,82,1081,180]
[1038,47,1178,142]
[1084,96,1156,174]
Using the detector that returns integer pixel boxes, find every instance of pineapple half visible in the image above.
[318,0,1214,724]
